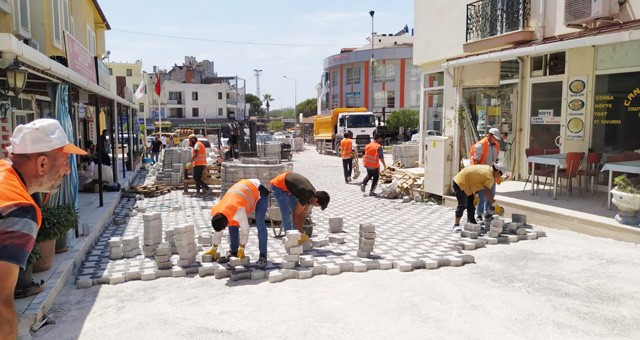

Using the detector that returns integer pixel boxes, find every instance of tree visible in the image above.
[297,98,317,118]
[267,120,284,132]
[262,94,275,121]
[245,93,262,117]
[385,109,419,131]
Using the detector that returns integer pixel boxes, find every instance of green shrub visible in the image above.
[37,205,78,242]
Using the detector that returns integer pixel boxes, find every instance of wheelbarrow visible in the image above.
[266,206,314,238]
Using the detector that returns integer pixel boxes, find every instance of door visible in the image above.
[528,80,564,151]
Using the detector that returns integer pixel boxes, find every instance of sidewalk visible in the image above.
[16,168,140,333]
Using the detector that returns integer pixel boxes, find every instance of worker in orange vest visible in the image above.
[340,131,356,184]
[469,127,500,221]
[270,172,330,245]
[360,134,387,197]
[0,119,86,338]
[204,178,271,269]
[188,134,210,197]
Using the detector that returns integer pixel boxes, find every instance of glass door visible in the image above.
[528,80,564,151]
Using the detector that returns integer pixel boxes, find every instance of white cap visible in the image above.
[488,128,501,137]
[493,162,507,175]
[8,119,87,155]
[188,134,197,139]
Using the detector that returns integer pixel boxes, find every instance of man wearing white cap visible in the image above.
[469,127,501,221]
[451,162,505,232]
[0,119,86,338]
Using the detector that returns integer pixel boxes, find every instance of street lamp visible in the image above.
[283,75,297,124]
[369,10,375,113]
[0,58,28,119]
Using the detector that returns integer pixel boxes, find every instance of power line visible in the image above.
[111,29,357,47]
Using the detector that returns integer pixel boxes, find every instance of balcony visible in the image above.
[464,0,534,53]
[167,99,183,105]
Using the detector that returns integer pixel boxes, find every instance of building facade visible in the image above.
[414,0,640,188]
[320,29,421,119]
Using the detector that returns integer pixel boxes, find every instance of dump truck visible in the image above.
[313,107,377,155]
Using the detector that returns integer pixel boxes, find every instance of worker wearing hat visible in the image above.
[469,127,501,221]
[451,162,506,232]
[0,119,86,338]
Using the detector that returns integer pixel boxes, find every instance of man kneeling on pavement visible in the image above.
[204,179,270,268]
[451,162,506,233]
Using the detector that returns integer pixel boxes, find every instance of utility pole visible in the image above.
[253,69,263,98]
[369,10,375,113]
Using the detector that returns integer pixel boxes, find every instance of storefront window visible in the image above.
[592,72,640,153]
[528,81,562,151]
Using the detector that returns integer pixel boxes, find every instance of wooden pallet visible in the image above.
[134,185,172,197]
[183,165,222,193]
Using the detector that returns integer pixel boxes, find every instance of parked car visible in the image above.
[410,130,442,142]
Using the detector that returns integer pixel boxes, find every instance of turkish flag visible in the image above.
[154,73,161,96]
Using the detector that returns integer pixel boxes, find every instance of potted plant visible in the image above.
[53,206,79,253]
[611,175,640,226]
[33,206,77,272]
[14,246,45,298]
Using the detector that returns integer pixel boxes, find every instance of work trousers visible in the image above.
[361,167,379,193]
[226,193,269,258]
[453,181,476,224]
[193,165,210,193]
[476,182,496,217]
[151,151,160,163]
[271,186,300,232]
[342,158,353,181]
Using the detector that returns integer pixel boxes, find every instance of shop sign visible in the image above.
[531,109,560,124]
[64,32,97,84]
[566,76,587,140]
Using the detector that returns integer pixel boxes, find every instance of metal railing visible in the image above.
[466,0,531,42]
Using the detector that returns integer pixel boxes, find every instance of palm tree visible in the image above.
[262,93,274,122]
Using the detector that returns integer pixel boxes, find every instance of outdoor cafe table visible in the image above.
[600,160,640,210]
[526,153,566,200]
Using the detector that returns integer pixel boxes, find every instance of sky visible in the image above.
[99,0,414,110]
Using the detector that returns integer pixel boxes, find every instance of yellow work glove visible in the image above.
[185,162,192,169]
[492,203,504,215]
[298,232,309,246]
[496,177,503,185]
[237,246,245,259]
[203,246,218,260]
[473,195,479,207]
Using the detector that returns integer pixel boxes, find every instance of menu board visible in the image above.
[566,76,587,140]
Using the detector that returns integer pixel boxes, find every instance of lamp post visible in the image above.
[0,58,28,119]
[283,75,297,125]
[369,10,375,113]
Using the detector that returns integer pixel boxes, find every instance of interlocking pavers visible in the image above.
[75,152,548,287]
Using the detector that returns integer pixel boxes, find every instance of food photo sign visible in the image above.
[566,76,587,140]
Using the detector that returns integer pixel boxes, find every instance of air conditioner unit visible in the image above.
[564,0,619,26]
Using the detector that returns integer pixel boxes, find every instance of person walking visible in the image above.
[451,163,505,233]
[270,172,330,244]
[340,131,355,183]
[99,129,111,166]
[188,134,210,196]
[203,179,270,268]
[150,136,163,164]
[469,127,501,221]
[0,119,86,339]
[360,134,387,196]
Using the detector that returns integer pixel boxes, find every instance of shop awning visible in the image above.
[0,33,135,108]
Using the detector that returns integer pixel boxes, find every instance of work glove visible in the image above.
[496,177,503,185]
[492,203,504,215]
[298,232,309,246]
[203,246,219,260]
[237,246,245,259]
[185,162,192,169]
[473,195,479,207]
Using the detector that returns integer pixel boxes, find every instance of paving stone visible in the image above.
[229,257,250,267]
[526,232,538,240]
[285,230,301,241]
[328,236,345,244]
[311,239,329,247]
[311,265,326,276]
[198,265,216,277]
[109,273,126,285]
[76,277,93,289]
[379,260,393,270]
[329,217,344,233]
[395,261,412,272]
[356,250,371,258]
[288,246,303,255]
[282,261,297,269]
[299,255,314,267]
[479,236,498,245]
[251,270,266,280]
[171,268,187,277]
[536,230,547,237]
[326,264,341,275]
[353,262,367,272]
[460,231,479,239]
[214,267,231,279]
[268,270,286,283]
[230,267,252,281]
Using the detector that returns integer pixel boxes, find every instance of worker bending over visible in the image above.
[451,162,506,232]
[270,172,330,244]
[205,179,270,269]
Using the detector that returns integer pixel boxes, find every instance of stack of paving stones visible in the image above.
[457,214,547,250]
[256,143,281,158]
[142,212,163,256]
[154,148,191,186]
[391,143,419,168]
[154,242,173,271]
[173,224,198,267]
[220,160,293,194]
[357,224,376,258]
[108,237,124,260]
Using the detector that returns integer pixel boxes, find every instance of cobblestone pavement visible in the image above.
[76,147,545,287]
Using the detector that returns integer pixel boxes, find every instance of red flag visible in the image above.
[154,73,161,96]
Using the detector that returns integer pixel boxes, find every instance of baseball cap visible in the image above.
[493,162,507,175]
[188,134,197,139]
[8,118,87,155]
[488,128,501,137]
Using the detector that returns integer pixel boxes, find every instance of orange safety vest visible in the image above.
[0,160,42,227]
[469,137,500,165]
[193,141,207,166]
[211,179,259,227]
[270,172,289,192]
[340,138,353,159]
[362,141,381,169]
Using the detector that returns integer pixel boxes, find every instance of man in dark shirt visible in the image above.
[0,119,86,338]
[269,172,330,244]
[150,136,163,164]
